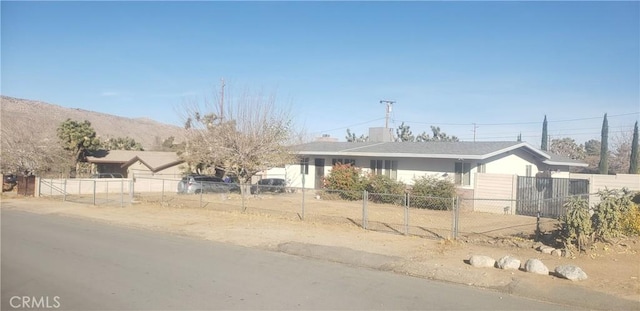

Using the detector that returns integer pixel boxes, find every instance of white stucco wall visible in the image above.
[483,149,542,176]
[281,148,557,190]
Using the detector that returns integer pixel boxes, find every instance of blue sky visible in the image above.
[2,1,639,145]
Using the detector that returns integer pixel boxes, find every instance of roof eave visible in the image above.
[543,160,589,167]
[297,151,485,159]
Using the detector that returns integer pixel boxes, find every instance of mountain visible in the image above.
[0,96,184,150]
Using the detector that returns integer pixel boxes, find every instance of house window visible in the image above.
[370,159,398,179]
[300,157,309,175]
[477,163,486,173]
[332,158,356,166]
[370,160,382,175]
[526,165,532,177]
[455,162,471,186]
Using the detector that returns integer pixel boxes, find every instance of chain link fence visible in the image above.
[38,178,133,207]
[37,176,584,242]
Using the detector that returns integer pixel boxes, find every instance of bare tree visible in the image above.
[549,137,586,160]
[1,121,71,177]
[181,87,299,200]
[610,128,634,174]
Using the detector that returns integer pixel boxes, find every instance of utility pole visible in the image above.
[472,123,479,142]
[380,100,395,130]
[219,78,225,122]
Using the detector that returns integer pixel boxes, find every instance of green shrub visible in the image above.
[409,176,456,210]
[365,174,406,205]
[323,163,366,201]
[591,188,635,240]
[559,196,592,252]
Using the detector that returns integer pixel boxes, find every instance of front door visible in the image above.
[314,158,325,189]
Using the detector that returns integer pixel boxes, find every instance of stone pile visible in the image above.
[467,254,587,281]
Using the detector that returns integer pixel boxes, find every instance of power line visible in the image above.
[399,112,639,127]
[309,117,385,136]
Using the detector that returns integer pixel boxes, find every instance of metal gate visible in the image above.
[516,176,589,218]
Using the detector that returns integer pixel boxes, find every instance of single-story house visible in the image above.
[86,150,184,178]
[280,140,587,190]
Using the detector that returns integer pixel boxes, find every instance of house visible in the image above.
[86,150,184,178]
[283,140,587,191]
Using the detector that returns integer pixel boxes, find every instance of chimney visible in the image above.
[368,127,393,142]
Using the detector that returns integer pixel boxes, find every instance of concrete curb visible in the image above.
[277,242,640,311]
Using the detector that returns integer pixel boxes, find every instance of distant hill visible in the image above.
[0,96,184,150]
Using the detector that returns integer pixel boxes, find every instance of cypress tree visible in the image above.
[630,121,639,174]
[541,115,548,151]
[598,113,609,174]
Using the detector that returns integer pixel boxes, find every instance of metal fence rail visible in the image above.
[37,176,591,241]
[38,178,134,207]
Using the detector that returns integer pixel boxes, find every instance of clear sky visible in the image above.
[2,1,639,146]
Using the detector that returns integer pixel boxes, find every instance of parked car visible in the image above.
[250,178,286,194]
[177,175,238,194]
[4,174,17,185]
[3,174,17,192]
[90,173,125,178]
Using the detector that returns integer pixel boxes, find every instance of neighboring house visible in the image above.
[86,150,184,178]
[283,141,587,190]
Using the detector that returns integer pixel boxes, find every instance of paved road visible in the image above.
[1,209,570,310]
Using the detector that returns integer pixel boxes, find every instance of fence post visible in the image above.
[161,178,165,204]
[106,180,109,202]
[93,180,96,205]
[451,197,459,240]
[301,187,305,220]
[130,180,134,205]
[121,179,124,208]
[362,190,368,229]
[404,192,409,235]
[301,173,306,220]
[63,179,67,202]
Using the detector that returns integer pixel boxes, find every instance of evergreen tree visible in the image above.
[599,113,609,174]
[630,121,639,174]
[57,119,101,177]
[541,115,548,151]
[517,133,522,142]
[395,122,415,142]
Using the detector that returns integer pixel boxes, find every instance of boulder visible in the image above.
[496,255,521,270]
[551,249,563,257]
[555,265,588,281]
[538,246,555,254]
[469,255,496,268]
[524,258,549,275]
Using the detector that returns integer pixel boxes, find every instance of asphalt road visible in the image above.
[1,209,571,310]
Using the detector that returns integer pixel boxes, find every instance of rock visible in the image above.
[524,258,549,275]
[496,255,521,270]
[538,246,555,254]
[551,249,563,257]
[469,255,496,268]
[555,265,588,281]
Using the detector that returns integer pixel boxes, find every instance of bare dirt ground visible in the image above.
[2,192,639,310]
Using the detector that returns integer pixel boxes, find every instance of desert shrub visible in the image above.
[409,176,456,210]
[621,203,640,236]
[559,196,592,252]
[323,163,366,201]
[365,174,406,205]
[591,188,635,241]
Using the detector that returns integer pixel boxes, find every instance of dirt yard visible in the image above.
[2,193,639,309]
